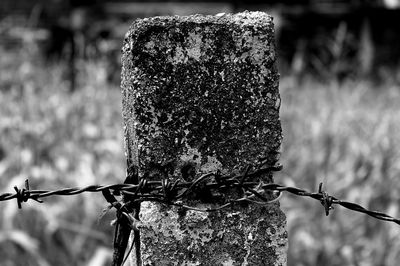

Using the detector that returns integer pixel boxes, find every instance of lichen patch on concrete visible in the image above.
[121,11,287,265]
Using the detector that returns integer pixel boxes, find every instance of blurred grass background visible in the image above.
[279,77,400,266]
[0,46,124,266]
[1,2,400,265]
[1,44,400,266]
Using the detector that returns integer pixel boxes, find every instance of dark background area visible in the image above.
[1,0,400,85]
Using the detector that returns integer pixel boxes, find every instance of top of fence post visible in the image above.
[121,11,286,266]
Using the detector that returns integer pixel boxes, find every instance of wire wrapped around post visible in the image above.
[2,164,400,226]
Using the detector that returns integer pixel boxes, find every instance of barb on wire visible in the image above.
[262,183,400,226]
[1,164,400,226]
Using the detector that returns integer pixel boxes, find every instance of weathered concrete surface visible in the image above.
[121,11,287,266]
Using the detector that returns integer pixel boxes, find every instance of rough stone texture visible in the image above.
[121,11,287,266]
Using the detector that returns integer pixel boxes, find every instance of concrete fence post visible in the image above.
[121,11,287,266]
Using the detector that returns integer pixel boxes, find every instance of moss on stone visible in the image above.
[121,11,286,266]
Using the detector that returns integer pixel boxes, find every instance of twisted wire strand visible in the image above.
[1,165,400,225]
[262,184,400,225]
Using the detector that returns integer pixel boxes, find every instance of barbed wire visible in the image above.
[1,164,400,226]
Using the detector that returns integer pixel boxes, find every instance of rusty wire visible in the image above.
[1,164,400,226]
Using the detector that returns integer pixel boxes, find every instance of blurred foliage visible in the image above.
[279,76,400,266]
[0,46,124,266]
[1,40,400,266]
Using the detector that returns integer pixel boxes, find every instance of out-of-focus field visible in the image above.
[1,46,400,266]
[279,76,400,265]
[0,48,124,266]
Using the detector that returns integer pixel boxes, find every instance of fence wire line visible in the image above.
[1,164,400,226]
